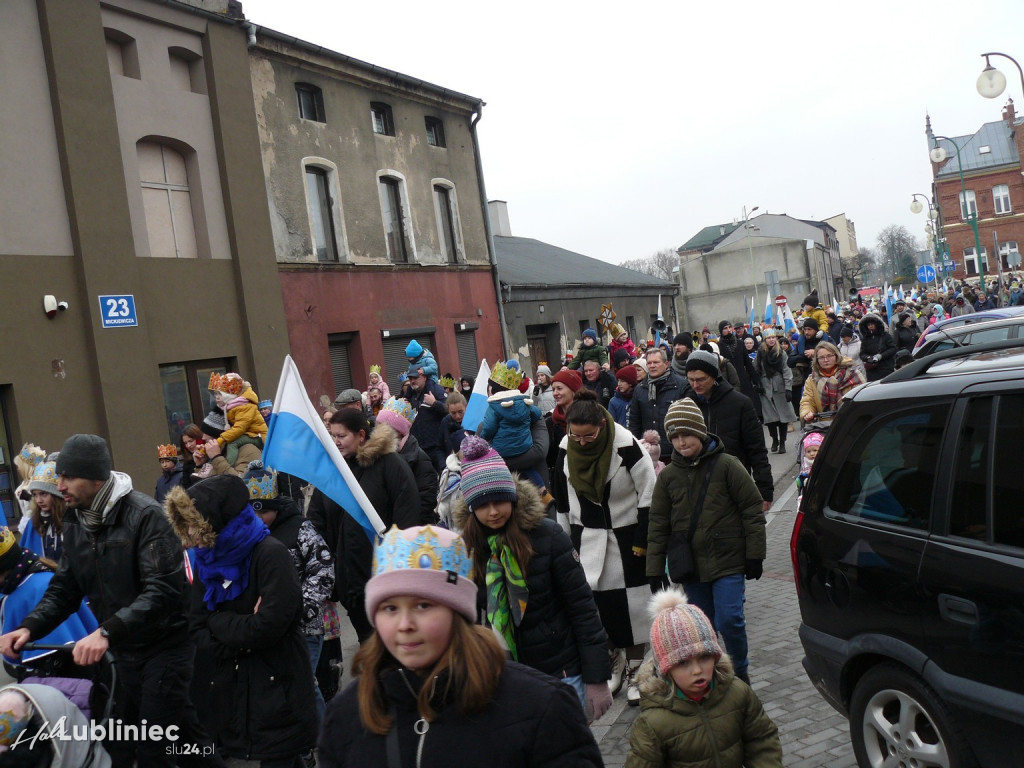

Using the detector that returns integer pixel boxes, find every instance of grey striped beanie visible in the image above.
[664,398,707,441]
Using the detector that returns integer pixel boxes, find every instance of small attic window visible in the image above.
[979,145,992,154]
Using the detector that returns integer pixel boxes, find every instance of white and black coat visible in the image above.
[552,423,657,648]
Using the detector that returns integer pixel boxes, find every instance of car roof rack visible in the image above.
[884,337,1024,383]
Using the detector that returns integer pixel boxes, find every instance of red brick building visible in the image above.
[928,102,1024,285]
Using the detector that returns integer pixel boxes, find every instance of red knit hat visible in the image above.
[614,366,638,387]
[551,368,583,392]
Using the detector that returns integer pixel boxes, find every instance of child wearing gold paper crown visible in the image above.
[209,372,268,467]
[154,443,183,504]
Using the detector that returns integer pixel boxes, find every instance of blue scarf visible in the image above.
[194,506,269,611]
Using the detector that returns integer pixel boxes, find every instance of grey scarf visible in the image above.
[647,370,671,403]
[79,476,116,532]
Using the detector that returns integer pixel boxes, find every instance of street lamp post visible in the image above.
[742,205,760,308]
[910,193,942,292]
[977,52,1024,101]
[929,135,985,289]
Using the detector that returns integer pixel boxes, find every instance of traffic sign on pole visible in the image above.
[916,265,936,282]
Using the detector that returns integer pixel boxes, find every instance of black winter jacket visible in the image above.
[858,313,897,380]
[188,535,317,761]
[718,334,758,402]
[319,663,603,768]
[629,371,688,460]
[394,431,440,524]
[582,370,617,407]
[680,381,774,502]
[455,479,609,684]
[21,473,188,658]
[307,428,420,609]
[403,379,448,452]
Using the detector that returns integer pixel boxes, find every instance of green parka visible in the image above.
[625,655,782,768]
[566,343,609,370]
[646,437,766,582]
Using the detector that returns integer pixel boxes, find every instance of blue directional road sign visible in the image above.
[916,265,936,282]
[98,294,139,328]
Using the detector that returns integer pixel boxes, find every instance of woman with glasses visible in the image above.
[552,389,657,707]
[799,340,865,424]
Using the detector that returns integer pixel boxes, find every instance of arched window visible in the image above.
[432,180,462,264]
[137,141,198,259]
[377,171,414,263]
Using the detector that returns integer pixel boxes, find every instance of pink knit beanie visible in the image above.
[649,589,722,674]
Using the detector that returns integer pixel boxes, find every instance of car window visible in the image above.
[950,394,1024,548]
[963,327,1014,345]
[827,404,949,529]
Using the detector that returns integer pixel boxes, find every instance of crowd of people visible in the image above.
[1,280,952,767]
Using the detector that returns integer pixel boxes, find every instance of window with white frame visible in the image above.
[379,175,411,263]
[305,167,338,261]
[999,241,1019,267]
[960,190,977,220]
[993,184,1012,215]
[964,246,988,276]
[425,117,445,148]
[433,183,461,264]
[137,141,198,259]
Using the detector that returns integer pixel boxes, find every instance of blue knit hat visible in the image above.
[405,339,423,358]
[459,435,517,511]
[582,328,599,342]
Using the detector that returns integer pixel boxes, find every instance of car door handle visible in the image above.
[937,594,979,626]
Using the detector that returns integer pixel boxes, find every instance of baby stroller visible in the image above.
[0,642,115,767]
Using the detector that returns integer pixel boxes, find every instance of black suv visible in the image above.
[792,340,1024,768]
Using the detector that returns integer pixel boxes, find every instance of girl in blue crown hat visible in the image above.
[318,524,603,768]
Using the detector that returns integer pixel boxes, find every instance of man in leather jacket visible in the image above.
[0,434,219,768]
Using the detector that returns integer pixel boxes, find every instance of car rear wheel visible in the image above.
[849,664,976,768]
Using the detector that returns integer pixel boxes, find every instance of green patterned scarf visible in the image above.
[566,407,615,505]
[485,534,529,660]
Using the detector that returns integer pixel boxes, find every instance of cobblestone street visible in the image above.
[595,437,858,767]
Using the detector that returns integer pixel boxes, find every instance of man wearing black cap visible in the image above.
[0,434,219,768]
[681,352,774,512]
[670,333,693,377]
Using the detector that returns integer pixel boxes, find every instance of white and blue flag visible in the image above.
[262,355,385,540]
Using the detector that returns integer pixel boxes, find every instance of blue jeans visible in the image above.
[305,634,326,722]
[561,673,586,711]
[683,573,748,677]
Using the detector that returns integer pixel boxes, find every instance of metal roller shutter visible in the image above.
[328,334,353,398]
[455,330,478,379]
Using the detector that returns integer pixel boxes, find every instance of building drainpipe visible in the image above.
[241,21,258,47]
[470,104,510,360]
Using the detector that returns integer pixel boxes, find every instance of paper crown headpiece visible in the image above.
[489,361,523,391]
[380,396,416,424]
[18,444,45,468]
[209,372,244,396]
[157,444,178,460]
[438,375,456,389]
[371,524,473,581]
[369,364,382,375]
[243,460,278,501]
[29,460,59,495]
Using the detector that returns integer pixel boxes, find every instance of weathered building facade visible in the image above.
[249,28,504,403]
[0,0,289,500]
[676,213,842,332]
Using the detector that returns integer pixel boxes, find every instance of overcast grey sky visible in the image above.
[241,0,1024,267]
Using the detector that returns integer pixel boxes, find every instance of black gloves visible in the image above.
[784,391,792,402]
[649,575,670,593]
[745,559,764,581]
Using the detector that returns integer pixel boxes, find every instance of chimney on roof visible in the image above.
[1003,98,1016,126]
[488,200,512,237]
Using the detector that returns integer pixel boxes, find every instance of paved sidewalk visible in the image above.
[595,428,858,767]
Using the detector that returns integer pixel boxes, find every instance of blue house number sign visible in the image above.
[98,295,139,328]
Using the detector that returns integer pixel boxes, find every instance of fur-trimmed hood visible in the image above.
[633,651,736,703]
[354,424,399,467]
[451,475,547,532]
[858,312,887,338]
[164,484,215,547]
